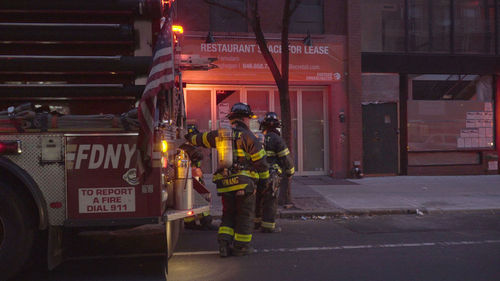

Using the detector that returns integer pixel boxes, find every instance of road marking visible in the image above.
[67,253,165,261]
[173,250,219,256]
[67,239,500,260]
[174,239,500,256]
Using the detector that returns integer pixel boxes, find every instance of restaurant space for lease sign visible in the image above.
[181,38,345,83]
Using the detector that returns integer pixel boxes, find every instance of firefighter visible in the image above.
[255,112,295,233]
[185,103,269,257]
[181,125,216,230]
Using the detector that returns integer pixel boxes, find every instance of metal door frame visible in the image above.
[184,85,329,175]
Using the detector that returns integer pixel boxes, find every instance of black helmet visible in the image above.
[226,102,254,120]
[260,112,281,129]
[187,124,200,134]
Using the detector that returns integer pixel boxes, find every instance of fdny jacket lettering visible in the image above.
[222,177,239,186]
[71,144,136,169]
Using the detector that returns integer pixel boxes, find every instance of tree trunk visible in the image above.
[204,0,295,150]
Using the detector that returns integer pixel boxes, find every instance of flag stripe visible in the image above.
[153,47,173,61]
[137,16,174,179]
[140,99,155,133]
[143,72,174,97]
[148,60,174,80]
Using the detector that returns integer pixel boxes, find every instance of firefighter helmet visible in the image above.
[260,112,281,129]
[226,102,254,120]
[187,124,200,135]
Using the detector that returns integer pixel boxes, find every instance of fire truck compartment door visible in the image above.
[65,134,162,220]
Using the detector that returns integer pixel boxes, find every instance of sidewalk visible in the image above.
[204,175,500,218]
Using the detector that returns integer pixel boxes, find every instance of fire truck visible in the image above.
[0,1,210,279]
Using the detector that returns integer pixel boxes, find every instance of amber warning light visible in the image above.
[0,140,22,155]
[161,140,168,153]
[172,25,184,34]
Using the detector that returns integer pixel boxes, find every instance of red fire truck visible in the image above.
[0,1,210,279]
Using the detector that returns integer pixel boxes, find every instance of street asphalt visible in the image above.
[203,174,500,218]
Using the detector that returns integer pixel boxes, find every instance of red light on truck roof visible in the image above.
[187,210,194,216]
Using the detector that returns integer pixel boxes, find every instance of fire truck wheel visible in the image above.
[0,182,36,280]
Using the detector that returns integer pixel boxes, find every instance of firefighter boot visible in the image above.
[232,245,253,256]
[253,218,262,230]
[218,240,231,258]
[200,215,218,231]
[261,226,282,233]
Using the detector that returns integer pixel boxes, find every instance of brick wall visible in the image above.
[177,0,347,35]
[346,0,363,177]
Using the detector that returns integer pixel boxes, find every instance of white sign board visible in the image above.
[79,187,135,213]
[218,103,231,128]
[488,161,498,171]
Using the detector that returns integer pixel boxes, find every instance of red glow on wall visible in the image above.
[496,78,500,159]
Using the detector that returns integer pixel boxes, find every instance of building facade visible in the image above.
[361,0,499,175]
[176,0,362,177]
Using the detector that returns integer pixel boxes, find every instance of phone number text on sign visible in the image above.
[78,187,135,213]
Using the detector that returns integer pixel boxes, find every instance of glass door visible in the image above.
[274,88,327,174]
[185,89,213,174]
[246,89,270,133]
[274,90,299,169]
[301,90,326,172]
[215,89,241,129]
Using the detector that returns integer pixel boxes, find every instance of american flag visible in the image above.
[137,17,175,178]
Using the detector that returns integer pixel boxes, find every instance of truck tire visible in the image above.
[0,182,36,281]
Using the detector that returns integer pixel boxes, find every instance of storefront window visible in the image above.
[454,0,495,54]
[216,90,240,129]
[185,89,213,173]
[408,0,451,53]
[246,90,270,132]
[361,0,405,52]
[274,91,298,169]
[408,75,494,152]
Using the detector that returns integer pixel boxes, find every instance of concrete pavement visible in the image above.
[204,175,500,218]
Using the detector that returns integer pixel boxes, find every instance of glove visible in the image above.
[179,143,204,163]
[184,132,194,141]
[258,178,270,189]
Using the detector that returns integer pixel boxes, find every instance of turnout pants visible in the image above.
[255,177,281,229]
[278,176,292,205]
[255,177,280,230]
[218,186,256,249]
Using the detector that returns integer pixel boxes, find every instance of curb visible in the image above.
[277,208,500,219]
[277,208,417,219]
[212,208,500,220]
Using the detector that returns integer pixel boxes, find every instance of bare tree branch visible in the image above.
[203,0,250,21]
[203,0,294,149]
[290,0,302,15]
[251,13,282,84]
